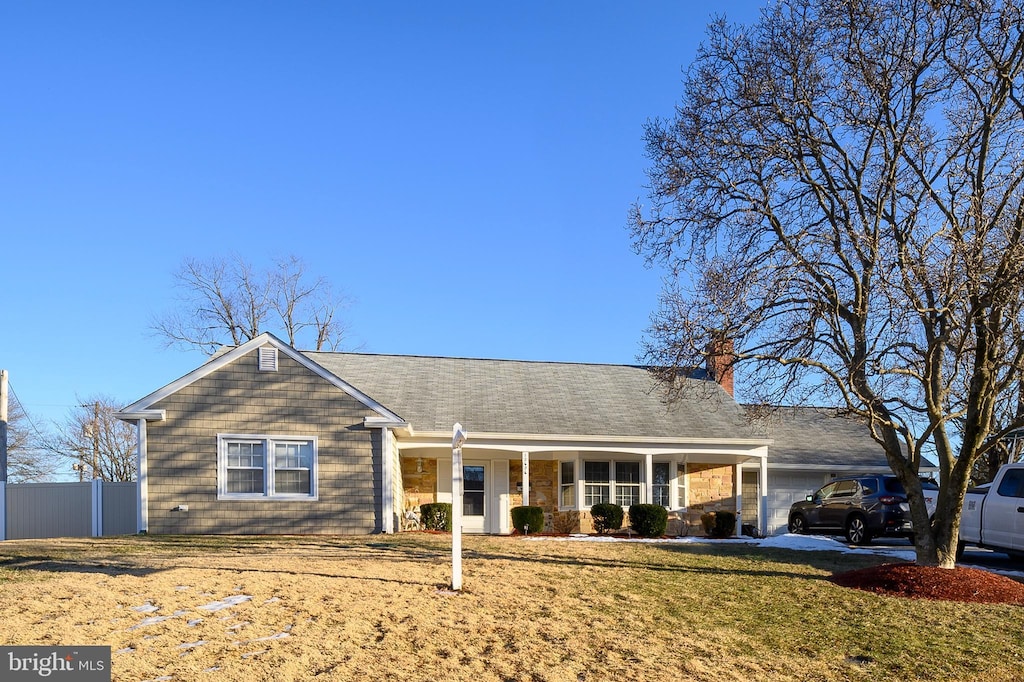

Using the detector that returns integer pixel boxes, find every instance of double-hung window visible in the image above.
[559,461,576,508]
[615,462,641,506]
[653,462,671,507]
[219,434,317,499]
[584,461,610,506]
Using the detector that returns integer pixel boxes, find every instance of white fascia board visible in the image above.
[363,417,412,437]
[119,333,404,423]
[767,463,892,472]
[394,431,771,461]
[114,409,166,422]
[397,430,773,448]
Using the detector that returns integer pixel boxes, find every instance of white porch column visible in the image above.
[644,454,654,504]
[521,452,530,506]
[760,456,769,537]
[733,462,742,537]
[137,419,148,534]
[381,428,395,534]
[494,459,510,534]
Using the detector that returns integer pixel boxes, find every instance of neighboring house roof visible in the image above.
[305,351,759,441]
[745,406,890,468]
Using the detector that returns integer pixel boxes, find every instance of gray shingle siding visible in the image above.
[145,347,384,534]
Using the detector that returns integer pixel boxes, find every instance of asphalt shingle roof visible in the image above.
[745,406,890,467]
[304,351,759,441]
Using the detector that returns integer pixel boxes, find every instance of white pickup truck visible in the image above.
[959,462,1024,558]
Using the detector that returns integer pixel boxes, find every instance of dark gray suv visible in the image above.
[787,475,934,545]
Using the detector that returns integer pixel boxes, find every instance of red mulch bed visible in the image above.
[832,562,1024,604]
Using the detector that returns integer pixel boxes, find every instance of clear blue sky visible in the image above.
[0,1,763,432]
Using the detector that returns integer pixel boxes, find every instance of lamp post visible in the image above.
[451,422,468,591]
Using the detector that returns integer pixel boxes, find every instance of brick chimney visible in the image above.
[706,338,735,397]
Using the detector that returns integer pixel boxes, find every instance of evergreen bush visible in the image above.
[420,502,453,531]
[628,504,669,538]
[511,506,545,534]
[590,502,624,535]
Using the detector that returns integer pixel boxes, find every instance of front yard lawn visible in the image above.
[0,534,1020,681]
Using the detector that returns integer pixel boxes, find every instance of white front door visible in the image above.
[462,462,487,533]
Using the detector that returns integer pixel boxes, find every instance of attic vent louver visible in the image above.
[258,346,279,372]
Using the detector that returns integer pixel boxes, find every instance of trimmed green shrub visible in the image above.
[590,502,624,535]
[420,502,453,531]
[511,506,545,534]
[700,510,737,538]
[628,504,669,538]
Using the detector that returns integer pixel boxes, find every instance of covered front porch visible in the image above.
[394,433,770,536]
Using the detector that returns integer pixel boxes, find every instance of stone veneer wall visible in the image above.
[686,464,735,513]
[146,347,382,534]
[511,460,558,532]
[400,457,438,513]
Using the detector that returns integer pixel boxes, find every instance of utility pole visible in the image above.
[90,402,100,480]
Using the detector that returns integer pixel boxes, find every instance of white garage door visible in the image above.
[766,471,829,535]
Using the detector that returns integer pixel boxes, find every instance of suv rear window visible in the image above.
[883,478,906,494]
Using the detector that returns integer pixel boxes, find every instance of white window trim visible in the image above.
[217,433,319,501]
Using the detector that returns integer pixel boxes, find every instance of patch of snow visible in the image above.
[132,603,159,613]
[241,649,268,659]
[187,619,203,627]
[198,595,253,612]
[523,532,1024,578]
[129,610,189,630]
[131,616,174,629]
[178,641,207,649]
[234,632,290,645]
[115,648,135,655]
[263,597,280,604]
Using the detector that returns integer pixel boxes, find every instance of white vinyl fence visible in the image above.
[0,480,138,540]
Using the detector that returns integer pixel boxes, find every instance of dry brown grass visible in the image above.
[0,533,1021,681]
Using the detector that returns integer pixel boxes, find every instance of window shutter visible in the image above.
[258,346,279,372]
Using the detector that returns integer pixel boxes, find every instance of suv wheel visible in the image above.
[788,514,807,534]
[845,515,871,545]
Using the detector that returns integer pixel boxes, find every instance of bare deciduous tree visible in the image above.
[49,396,138,482]
[153,255,351,354]
[4,396,60,482]
[630,0,1024,567]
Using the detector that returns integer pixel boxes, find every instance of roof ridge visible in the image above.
[302,349,649,370]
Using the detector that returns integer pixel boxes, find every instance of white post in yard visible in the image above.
[759,454,769,537]
[451,423,468,591]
